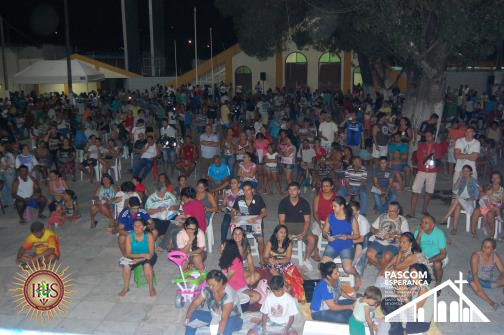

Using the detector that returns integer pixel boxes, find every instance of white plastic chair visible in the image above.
[206,212,216,254]
[291,237,313,271]
[447,209,472,233]
[303,321,350,335]
[334,256,356,287]
[248,232,259,258]
[110,157,122,182]
[477,216,502,239]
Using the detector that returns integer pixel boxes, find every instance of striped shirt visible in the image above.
[345,166,367,187]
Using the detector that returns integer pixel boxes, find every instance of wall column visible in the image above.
[225,58,232,85]
[342,51,352,93]
[275,51,283,89]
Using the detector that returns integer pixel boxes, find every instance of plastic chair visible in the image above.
[110,157,122,182]
[206,212,216,254]
[477,216,502,239]
[291,237,313,271]
[334,256,355,287]
[447,208,472,233]
[248,232,259,258]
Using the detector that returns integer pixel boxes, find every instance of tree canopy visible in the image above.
[216,0,504,124]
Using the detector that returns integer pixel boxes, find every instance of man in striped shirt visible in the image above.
[341,157,368,215]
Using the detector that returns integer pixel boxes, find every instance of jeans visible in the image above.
[133,158,153,179]
[185,310,243,335]
[311,299,354,323]
[221,212,232,244]
[163,148,177,164]
[0,170,16,206]
[373,188,397,214]
[223,155,235,177]
[338,186,368,216]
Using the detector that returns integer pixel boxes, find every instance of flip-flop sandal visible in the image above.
[311,255,321,262]
[90,221,98,229]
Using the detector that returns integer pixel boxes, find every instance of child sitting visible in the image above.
[62,190,81,224]
[248,276,298,335]
[349,286,382,335]
[48,201,64,230]
[132,176,148,202]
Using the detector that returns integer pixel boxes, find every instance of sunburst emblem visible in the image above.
[9,257,77,324]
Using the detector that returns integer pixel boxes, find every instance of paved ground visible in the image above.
[1,165,504,335]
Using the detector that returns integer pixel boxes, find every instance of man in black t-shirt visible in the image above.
[419,113,439,142]
[232,181,267,263]
[278,182,319,264]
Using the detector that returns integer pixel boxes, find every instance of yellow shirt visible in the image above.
[221,105,230,124]
[22,229,60,256]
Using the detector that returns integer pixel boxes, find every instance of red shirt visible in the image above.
[314,147,327,161]
[181,144,197,161]
[317,192,336,221]
[416,142,448,173]
[183,199,207,232]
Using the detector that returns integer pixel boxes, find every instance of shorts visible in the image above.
[322,244,355,260]
[467,271,494,289]
[447,147,456,163]
[285,222,306,236]
[81,158,97,167]
[265,165,277,173]
[430,255,449,269]
[412,171,437,194]
[311,221,323,237]
[372,144,388,158]
[368,241,399,256]
[282,163,295,170]
[130,253,158,270]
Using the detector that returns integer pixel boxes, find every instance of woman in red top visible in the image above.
[313,137,327,162]
[176,135,198,178]
[181,187,207,232]
[312,177,337,262]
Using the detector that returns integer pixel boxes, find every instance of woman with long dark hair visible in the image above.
[176,217,206,272]
[321,196,361,288]
[219,239,261,304]
[263,225,293,276]
[230,227,260,286]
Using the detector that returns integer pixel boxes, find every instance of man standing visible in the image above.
[453,127,480,184]
[342,157,368,216]
[278,182,319,267]
[199,124,219,178]
[447,119,466,177]
[207,155,231,193]
[408,130,448,218]
[372,157,396,214]
[418,113,439,142]
[415,215,448,290]
[318,113,338,151]
[232,181,268,263]
[342,111,364,155]
[366,202,409,272]
[372,113,390,163]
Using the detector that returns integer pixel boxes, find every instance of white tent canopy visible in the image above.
[13,60,105,84]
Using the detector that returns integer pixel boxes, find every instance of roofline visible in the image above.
[385,280,490,322]
[70,54,142,78]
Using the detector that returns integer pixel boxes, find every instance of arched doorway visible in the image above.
[318,52,341,91]
[285,52,307,89]
[234,66,252,94]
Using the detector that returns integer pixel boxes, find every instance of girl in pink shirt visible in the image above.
[219,240,261,304]
[181,187,207,232]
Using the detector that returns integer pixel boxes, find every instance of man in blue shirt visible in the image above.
[342,111,364,155]
[415,214,448,290]
[208,155,230,193]
[118,197,156,256]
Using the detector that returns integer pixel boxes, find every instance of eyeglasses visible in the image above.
[186,227,196,231]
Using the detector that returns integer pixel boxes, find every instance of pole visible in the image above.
[194,6,198,85]
[0,16,8,96]
[148,0,155,76]
[210,27,214,98]
[120,0,129,71]
[174,40,178,88]
[64,0,72,98]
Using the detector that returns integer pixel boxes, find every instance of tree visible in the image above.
[215,0,504,130]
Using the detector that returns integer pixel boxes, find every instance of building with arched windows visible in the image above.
[168,43,407,93]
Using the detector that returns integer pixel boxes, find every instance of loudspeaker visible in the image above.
[260,72,266,81]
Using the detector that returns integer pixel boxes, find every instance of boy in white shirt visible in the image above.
[248,276,298,335]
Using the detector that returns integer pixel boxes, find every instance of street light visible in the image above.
[188,39,192,44]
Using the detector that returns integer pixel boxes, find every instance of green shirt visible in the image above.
[414,226,447,259]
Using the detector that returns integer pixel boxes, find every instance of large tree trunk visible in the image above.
[402,43,448,142]
[357,53,375,96]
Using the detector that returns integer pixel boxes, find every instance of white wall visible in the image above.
[446,71,496,94]
[38,82,98,95]
[232,52,276,91]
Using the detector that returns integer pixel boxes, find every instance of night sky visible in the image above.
[0,0,237,73]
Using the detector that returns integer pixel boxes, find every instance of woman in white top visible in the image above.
[264,143,281,194]
[132,135,160,180]
[80,135,100,183]
[280,136,296,188]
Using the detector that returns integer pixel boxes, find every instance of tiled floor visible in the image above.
[0,170,503,334]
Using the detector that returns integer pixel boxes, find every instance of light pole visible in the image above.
[0,16,8,97]
[64,0,72,99]
[210,27,214,97]
[193,6,198,85]
[174,40,178,88]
